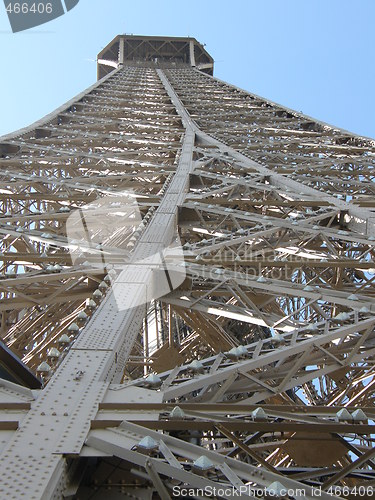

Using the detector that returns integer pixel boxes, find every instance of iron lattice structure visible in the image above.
[0,35,374,499]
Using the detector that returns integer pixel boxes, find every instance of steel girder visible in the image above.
[0,35,374,498]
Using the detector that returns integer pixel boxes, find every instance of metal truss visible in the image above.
[0,35,374,499]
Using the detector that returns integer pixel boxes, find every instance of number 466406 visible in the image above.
[6,3,53,14]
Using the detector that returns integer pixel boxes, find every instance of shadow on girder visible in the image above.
[0,340,41,389]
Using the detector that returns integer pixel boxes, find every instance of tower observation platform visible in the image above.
[0,34,374,499]
[97,34,214,78]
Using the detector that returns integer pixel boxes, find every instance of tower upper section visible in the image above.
[97,34,214,79]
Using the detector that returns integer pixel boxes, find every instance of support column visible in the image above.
[189,39,196,67]
[119,36,125,66]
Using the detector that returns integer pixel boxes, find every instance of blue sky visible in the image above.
[0,0,374,138]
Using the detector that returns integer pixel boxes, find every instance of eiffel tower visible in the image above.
[0,35,374,499]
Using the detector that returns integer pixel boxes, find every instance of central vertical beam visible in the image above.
[157,69,196,129]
